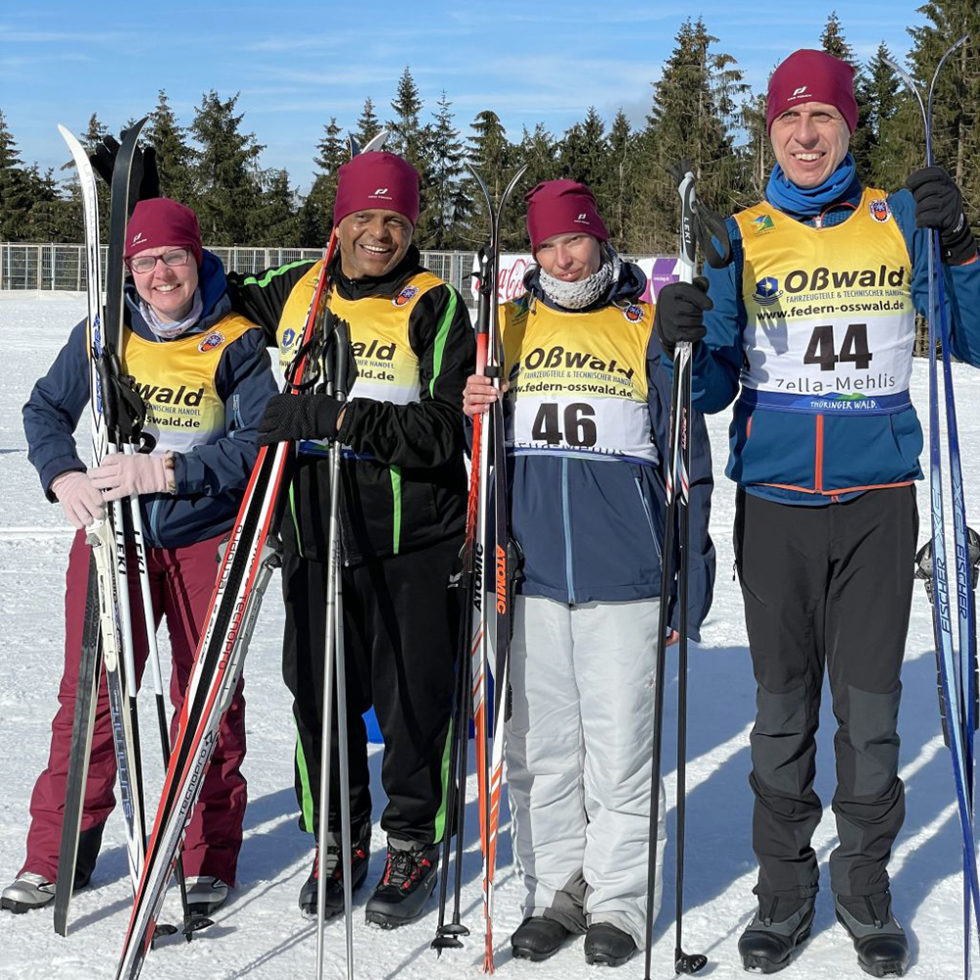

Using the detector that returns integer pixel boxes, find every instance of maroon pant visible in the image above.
[21,530,247,886]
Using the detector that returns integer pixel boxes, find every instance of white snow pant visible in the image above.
[505,593,666,946]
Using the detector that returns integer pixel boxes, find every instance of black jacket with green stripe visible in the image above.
[226,246,474,565]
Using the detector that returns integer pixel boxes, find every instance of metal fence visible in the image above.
[0,242,477,307]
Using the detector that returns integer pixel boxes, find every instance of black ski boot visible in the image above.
[299,825,371,919]
[364,839,439,928]
[511,916,571,961]
[835,893,909,978]
[584,922,637,967]
[738,896,815,974]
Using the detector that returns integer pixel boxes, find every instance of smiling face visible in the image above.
[770,100,851,188]
[534,232,602,282]
[129,246,199,322]
[336,209,413,280]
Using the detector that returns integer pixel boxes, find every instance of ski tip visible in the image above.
[362,129,389,155]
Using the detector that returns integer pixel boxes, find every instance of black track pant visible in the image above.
[734,485,917,902]
[281,532,459,846]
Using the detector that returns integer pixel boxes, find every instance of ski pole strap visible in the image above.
[96,349,148,445]
[667,160,732,273]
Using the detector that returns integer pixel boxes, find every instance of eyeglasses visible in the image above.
[127,248,191,274]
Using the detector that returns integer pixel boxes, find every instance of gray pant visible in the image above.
[505,594,666,946]
[734,486,917,902]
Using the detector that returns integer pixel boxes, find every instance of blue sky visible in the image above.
[3,2,928,193]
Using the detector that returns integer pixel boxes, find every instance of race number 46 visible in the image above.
[803,323,873,371]
[531,403,597,447]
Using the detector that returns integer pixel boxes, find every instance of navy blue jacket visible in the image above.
[507,262,715,640]
[23,251,277,548]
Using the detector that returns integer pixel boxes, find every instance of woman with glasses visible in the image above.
[3,198,277,922]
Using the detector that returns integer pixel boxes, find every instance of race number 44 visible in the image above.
[803,323,873,371]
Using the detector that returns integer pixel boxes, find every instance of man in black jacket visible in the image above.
[228,151,474,927]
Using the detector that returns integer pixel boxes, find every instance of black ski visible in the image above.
[53,120,148,936]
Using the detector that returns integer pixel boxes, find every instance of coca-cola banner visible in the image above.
[472,254,680,305]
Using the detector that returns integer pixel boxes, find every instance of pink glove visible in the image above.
[88,452,173,501]
[51,470,106,529]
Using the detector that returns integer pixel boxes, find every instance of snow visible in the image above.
[1,294,979,979]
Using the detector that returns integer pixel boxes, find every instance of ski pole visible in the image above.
[432,594,472,951]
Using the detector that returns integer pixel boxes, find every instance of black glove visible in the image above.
[654,277,713,357]
[906,166,977,265]
[257,393,344,446]
[89,133,160,216]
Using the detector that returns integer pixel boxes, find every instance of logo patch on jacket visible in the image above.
[869,199,891,223]
[752,214,775,233]
[393,285,419,307]
[198,331,225,353]
[622,304,644,323]
[753,277,782,305]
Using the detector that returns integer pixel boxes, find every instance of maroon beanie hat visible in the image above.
[332,151,420,227]
[525,179,609,252]
[767,49,858,132]
[123,197,203,267]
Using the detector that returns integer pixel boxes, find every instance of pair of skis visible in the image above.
[887,36,980,975]
[56,119,200,940]
[643,163,729,980]
[431,162,526,972]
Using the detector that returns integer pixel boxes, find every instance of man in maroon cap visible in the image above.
[226,151,474,928]
[465,179,715,966]
[656,48,980,976]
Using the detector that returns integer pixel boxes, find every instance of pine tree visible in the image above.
[23,165,78,243]
[299,117,347,246]
[0,110,32,240]
[858,44,905,188]
[146,90,194,203]
[817,13,876,175]
[635,17,745,251]
[906,0,980,230]
[250,168,300,245]
[355,97,382,147]
[820,11,856,63]
[558,107,608,198]
[606,110,636,246]
[388,67,425,169]
[516,122,558,204]
[738,90,772,204]
[463,110,518,248]
[423,93,467,248]
[189,90,265,244]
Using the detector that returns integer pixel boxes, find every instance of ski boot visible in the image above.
[511,916,571,961]
[584,922,637,967]
[738,896,815,973]
[364,838,438,928]
[299,824,370,919]
[835,893,909,978]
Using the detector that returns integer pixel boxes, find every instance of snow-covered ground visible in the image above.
[1,293,979,979]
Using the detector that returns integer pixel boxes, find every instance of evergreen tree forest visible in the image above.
[2,7,977,253]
